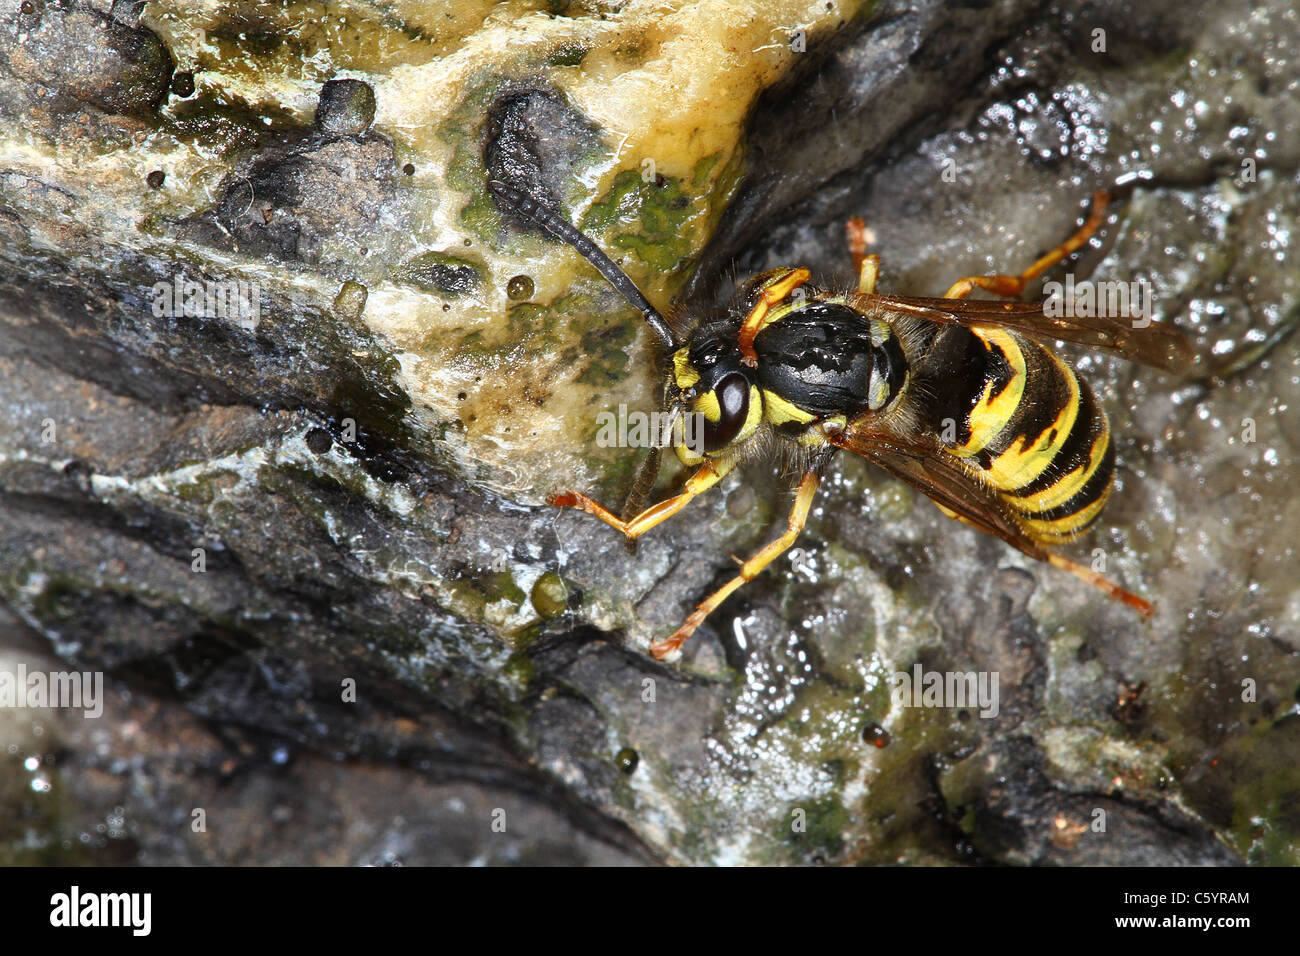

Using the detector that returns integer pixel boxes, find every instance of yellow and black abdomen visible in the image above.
[920,324,1115,543]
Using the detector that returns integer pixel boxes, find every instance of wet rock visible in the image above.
[942,737,1240,865]
[485,87,604,221]
[0,605,647,865]
[181,133,401,271]
[689,0,1045,300]
[1,0,174,117]
[1,0,1296,866]
[315,79,376,136]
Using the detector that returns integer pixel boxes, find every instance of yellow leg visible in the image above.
[935,503,1156,617]
[846,217,879,294]
[1046,553,1155,618]
[857,255,879,295]
[549,459,730,541]
[942,190,1111,300]
[650,470,821,659]
[738,268,811,367]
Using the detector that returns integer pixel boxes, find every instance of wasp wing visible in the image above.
[828,424,1052,564]
[858,292,1198,375]
[831,423,1158,615]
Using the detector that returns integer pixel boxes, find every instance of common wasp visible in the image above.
[488,180,1196,660]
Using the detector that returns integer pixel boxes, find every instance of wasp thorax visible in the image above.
[753,305,907,416]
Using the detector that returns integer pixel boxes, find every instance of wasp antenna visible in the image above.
[486,180,677,349]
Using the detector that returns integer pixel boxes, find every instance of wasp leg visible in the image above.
[1046,552,1155,618]
[857,255,880,296]
[942,190,1111,300]
[846,217,880,294]
[738,268,811,367]
[934,503,1156,617]
[550,459,730,541]
[650,470,821,660]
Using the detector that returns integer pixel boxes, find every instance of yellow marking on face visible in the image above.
[951,328,1027,457]
[681,384,762,460]
[1011,431,1110,513]
[761,388,816,426]
[733,385,763,444]
[676,441,705,466]
[673,348,700,391]
[985,355,1080,490]
[694,389,721,422]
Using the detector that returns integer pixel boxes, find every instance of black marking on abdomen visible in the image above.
[978,345,1073,461]
[1006,379,1106,500]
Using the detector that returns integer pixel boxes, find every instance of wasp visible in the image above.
[488,179,1196,660]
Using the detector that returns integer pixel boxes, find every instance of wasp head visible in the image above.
[668,324,762,464]
[487,179,763,463]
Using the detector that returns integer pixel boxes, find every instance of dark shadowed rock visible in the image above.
[1,0,174,117]
[180,133,401,271]
[315,79,376,136]
[945,738,1241,866]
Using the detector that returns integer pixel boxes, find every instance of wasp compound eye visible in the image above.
[703,372,750,453]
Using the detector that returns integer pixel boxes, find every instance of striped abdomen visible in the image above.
[921,325,1114,543]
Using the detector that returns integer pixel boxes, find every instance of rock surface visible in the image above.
[0,0,1296,865]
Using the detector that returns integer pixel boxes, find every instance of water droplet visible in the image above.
[615,747,639,774]
[862,723,891,748]
[506,274,534,301]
